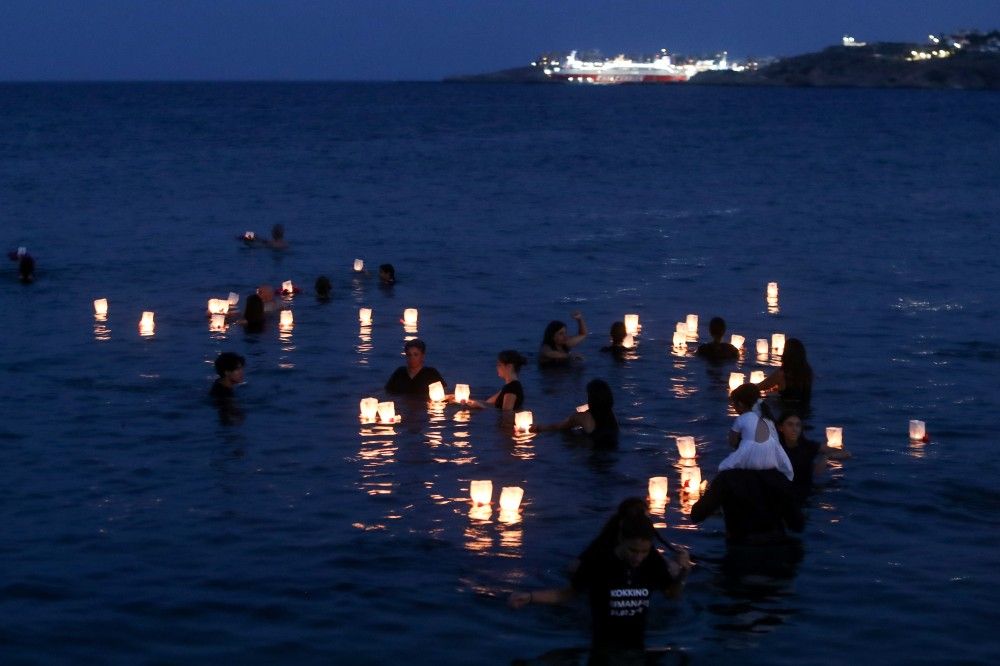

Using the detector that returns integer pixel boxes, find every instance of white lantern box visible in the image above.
[685,314,699,339]
[207,298,230,315]
[680,466,702,496]
[730,334,745,350]
[728,372,745,392]
[428,381,446,403]
[771,333,786,356]
[624,314,640,336]
[359,397,379,421]
[672,331,686,347]
[353,258,364,272]
[454,384,471,404]
[359,307,373,325]
[93,298,109,317]
[756,338,769,355]
[675,322,687,334]
[470,480,493,506]
[403,308,418,326]
[377,401,401,424]
[514,411,533,434]
[750,370,766,384]
[498,486,524,512]
[767,282,779,299]
[648,476,669,503]
[826,426,843,449]
[279,310,294,329]
[281,280,294,294]
[675,436,696,459]
[139,311,155,335]
[576,403,589,413]
[209,314,227,332]
[909,419,927,441]
[227,292,240,307]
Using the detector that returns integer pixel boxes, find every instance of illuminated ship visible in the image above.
[540,50,735,84]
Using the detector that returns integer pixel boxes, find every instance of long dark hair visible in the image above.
[781,338,813,390]
[542,320,567,350]
[730,382,775,421]
[497,349,527,371]
[244,294,265,330]
[587,379,619,432]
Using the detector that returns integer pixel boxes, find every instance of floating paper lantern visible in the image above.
[771,333,786,356]
[672,331,686,347]
[353,258,364,272]
[454,384,470,404]
[756,339,769,355]
[208,298,229,315]
[359,397,379,421]
[730,334,745,350]
[514,411,533,434]
[403,308,418,326]
[624,314,639,336]
[228,292,240,307]
[622,335,635,349]
[576,403,589,413]
[729,372,745,392]
[826,426,843,449]
[93,298,108,316]
[648,477,669,503]
[428,381,446,403]
[675,322,687,334]
[686,314,699,338]
[279,310,294,329]
[681,465,702,496]
[909,419,926,441]
[498,486,524,512]
[750,370,766,384]
[470,480,493,506]
[377,401,397,423]
[767,282,779,299]
[243,231,255,241]
[281,280,294,294]
[359,307,373,325]
[676,436,696,459]
[139,311,155,335]
[209,314,226,332]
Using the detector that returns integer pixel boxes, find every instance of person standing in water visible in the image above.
[464,350,526,411]
[384,339,446,396]
[539,311,588,365]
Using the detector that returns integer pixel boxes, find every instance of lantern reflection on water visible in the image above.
[648,477,668,503]
[354,258,364,272]
[826,426,843,449]
[470,480,493,506]
[403,308,418,326]
[730,334,745,351]
[624,314,639,336]
[139,311,155,336]
[428,381,446,403]
[622,335,635,349]
[93,298,108,317]
[454,384,470,404]
[359,307,373,325]
[676,436,696,459]
[909,419,926,441]
[209,314,227,332]
[499,486,524,512]
[514,411,533,434]
[771,333,786,356]
[728,372,745,392]
[359,397,379,422]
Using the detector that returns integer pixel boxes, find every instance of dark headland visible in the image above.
[445,31,1000,90]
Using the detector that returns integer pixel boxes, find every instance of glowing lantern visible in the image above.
[909,420,926,441]
[681,466,702,496]
[353,258,364,272]
[676,436,696,459]
[428,381,446,403]
[209,314,226,332]
[359,397,379,421]
[403,308,418,326]
[281,280,294,294]
[227,292,240,307]
[756,339,769,355]
[686,314,699,338]
[208,298,229,315]
[576,403,589,413]
[377,401,397,423]
[750,370,766,384]
[243,231,255,241]
[278,310,293,329]
[470,480,493,505]
[672,331,686,347]
[499,486,524,511]
[675,322,687,334]
[771,333,786,356]
[767,282,779,299]
[729,372,745,392]
[648,477,669,503]
[622,335,635,349]
[454,384,470,404]
[359,307,373,325]
[514,411,533,434]
[826,426,843,449]
[93,298,108,316]
[139,311,155,336]
[730,334,745,350]
[624,314,639,336]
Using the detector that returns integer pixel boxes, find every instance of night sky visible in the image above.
[0,0,996,80]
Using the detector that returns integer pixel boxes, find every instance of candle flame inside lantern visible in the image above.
[909,419,926,441]
[676,436,696,459]
[359,397,379,421]
[686,314,699,339]
[93,298,108,316]
[624,314,639,336]
[279,310,294,330]
[377,401,397,423]
[681,466,703,496]
[353,258,364,272]
[498,486,524,512]
[359,307,373,325]
[648,476,669,503]
[756,338,769,355]
[281,280,294,294]
[826,426,843,449]
[767,282,779,299]
[672,331,686,347]
[470,480,493,505]
[403,308,418,326]
[209,314,226,332]
[428,381,446,403]
[730,334,745,350]
[454,384,470,404]
[750,370,766,384]
[728,372,745,392]
[208,298,229,315]
[771,333,786,356]
[513,411,533,433]
[139,311,155,336]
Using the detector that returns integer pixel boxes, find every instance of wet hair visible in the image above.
[214,352,245,377]
[609,321,626,345]
[730,382,775,421]
[271,224,285,240]
[619,511,657,543]
[781,338,813,390]
[315,275,332,298]
[708,316,726,340]
[244,294,265,326]
[379,264,395,282]
[587,379,619,433]
[404,339,426,353]
[542,320,567,350]
[497,349,527,370]
[777,410,803,425]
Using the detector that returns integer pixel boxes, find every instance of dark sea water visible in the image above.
[1,82,999,664]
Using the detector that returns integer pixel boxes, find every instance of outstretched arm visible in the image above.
[508,586,575,609]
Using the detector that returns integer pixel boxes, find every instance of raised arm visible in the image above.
[565,311,588,348]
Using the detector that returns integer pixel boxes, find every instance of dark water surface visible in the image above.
[2,83,999,664]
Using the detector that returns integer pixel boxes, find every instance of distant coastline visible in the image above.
[445,31,1000,90]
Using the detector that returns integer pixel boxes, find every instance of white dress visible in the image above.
[719,405,794,481]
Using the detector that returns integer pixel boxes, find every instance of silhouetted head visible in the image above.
[270,224,284,241]
[709,317,726,341]
[214,352,245,378]
[497,349,527,371]
[617,511,657,568]
[244,294,265,325]
[587,379,615,413]
[542,320,567,349]
[609,321,626,345]
[315,275,332,299]
[404,339,426,371]
[379,263,395,284]
[781,338,813,387]
[729,383,760,414]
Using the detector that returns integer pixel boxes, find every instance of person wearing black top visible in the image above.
[539,311,588,365]
[695,316,739,363]
[690,468,804,544]
[384,339,446,397]
[466,350,526,411]
[599,321,629,357]
[777,412,851,503]
[509,507,690,657]
[533,379,619,448]
[210,352,245,425]
[757,338,813,412]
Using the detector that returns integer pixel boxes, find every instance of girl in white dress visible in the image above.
[719,383,794,481]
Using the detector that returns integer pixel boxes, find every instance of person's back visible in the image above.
[696,316,738,362]
[691,468,804,544]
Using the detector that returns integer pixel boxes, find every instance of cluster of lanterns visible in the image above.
[469,480,525,523]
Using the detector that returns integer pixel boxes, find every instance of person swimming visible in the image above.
[539,311,588,365]
[263,223,288,249]
[533,378,619,447]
